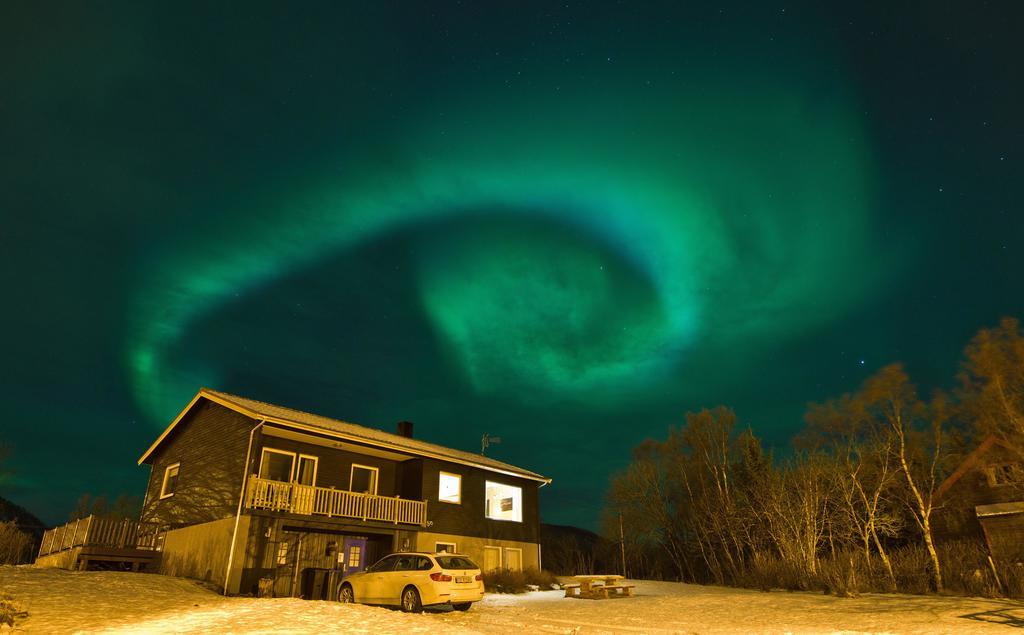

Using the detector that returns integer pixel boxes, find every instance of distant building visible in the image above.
[38,388,550,597]
[934,435,1024,561]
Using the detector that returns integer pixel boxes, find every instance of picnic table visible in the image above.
[563,574,635,599]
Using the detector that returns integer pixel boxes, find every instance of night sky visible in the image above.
[2,2,1022,528]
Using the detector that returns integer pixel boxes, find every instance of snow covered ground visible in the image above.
[2,565,1022,634]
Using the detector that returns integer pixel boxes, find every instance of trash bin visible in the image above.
[324,570,341,601]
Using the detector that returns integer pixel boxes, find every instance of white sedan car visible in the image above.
[338,552,485,612]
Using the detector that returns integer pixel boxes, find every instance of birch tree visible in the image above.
[958,317,1024,438]
[860,364,949,592]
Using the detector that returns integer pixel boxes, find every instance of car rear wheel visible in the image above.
[339,584,355,603]
[453,602,472,611]
[401,586,423,613]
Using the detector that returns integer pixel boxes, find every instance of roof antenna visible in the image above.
[481,433,501,456]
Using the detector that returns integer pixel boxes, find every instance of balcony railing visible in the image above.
[38,515,161,558]
[244,475,428,526]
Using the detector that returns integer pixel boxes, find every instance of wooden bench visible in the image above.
[563,583,582,598]
[598,581,630,598]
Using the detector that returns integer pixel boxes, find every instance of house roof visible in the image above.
[138,388,551,484]
[936,434,1022,499]
[975,501,1024,518]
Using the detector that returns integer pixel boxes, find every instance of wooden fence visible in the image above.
[37,515,162,558]
[245,476,428,526]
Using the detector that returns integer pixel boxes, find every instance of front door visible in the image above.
[342,537,368,576]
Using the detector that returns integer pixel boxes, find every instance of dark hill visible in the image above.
[540,522,617,574]
[1,495,48,546]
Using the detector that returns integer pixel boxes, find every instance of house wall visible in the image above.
[414,530,540,571]
[979,513,1024,561]
[417,457,542,544]
[254,434,401,496]
[935,443,1024,544]
[159,516,237,587]
[141,399,255,527]
[236,513,397,597]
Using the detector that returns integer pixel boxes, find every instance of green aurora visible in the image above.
[7,2,1019,528]
[130,76,885,417]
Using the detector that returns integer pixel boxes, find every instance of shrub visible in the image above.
[998,561,1024,599]
[937,541,1000,598]
[819,553,861,598]
[482,568,557,593]
[523,567,557,588]
[0,521,33,565]
[735,551,815,592]
[482,568,528,593]
[889,545,933,595]
[0,594,28,628]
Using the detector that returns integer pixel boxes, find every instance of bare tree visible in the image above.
[803,395,901,588]
[860,364,949,592]
[606,439,690,580]
[0,521,32,565]
[958,317,1024,443]
[69,493,142,521]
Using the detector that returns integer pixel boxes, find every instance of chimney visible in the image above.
[396,420,414,438]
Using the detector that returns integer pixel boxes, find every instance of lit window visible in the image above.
[350,464,379,495]
[277,542,289,565]
[435,542,457,554]
[160,463,180,499]
[439,471,461,504]
[485,481,522,522]
[348,545,361,568]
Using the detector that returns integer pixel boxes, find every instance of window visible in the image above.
[347,545,362,568]
[435,542,457,554]
[296,454,318,486]
[350,464,379,495]
[987,463,1022,487]
[392,554,428,571]
[259,448,295,482]
[276,542,289,565]
[436,555,478,570]
[160,463,180,499]
[366,554,398,572]
[438,471,461,504]
[485,481,522,522]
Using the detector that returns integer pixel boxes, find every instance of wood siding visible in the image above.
[935,443,1024,554]
[254,432,400,495]
[979,514,1024,561]
[238,514,395,596]
[417,457,541,544]
[141,399,255,526]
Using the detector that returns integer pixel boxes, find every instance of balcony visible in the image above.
[37,515,162,570]
[244,475,428,526]
[38,515,161,557]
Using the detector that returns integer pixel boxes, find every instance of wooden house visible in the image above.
[132,388,549,596]
[934,435,1024,561]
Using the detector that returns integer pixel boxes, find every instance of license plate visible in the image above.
[455,576,472,583]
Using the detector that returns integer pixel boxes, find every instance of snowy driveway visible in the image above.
[2,566,1022,634]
